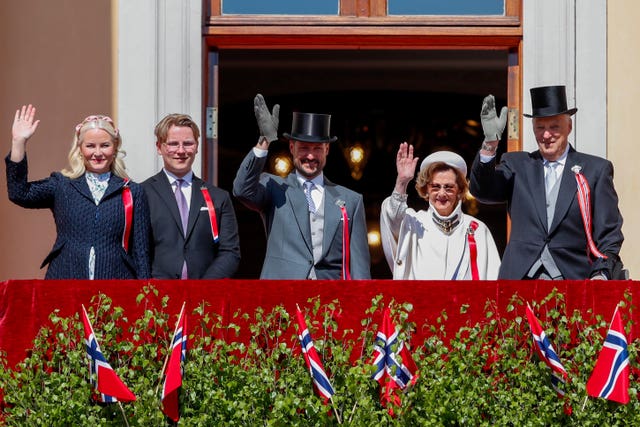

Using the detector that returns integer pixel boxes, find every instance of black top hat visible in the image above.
[523,85,578,118]
[283,112,338,143]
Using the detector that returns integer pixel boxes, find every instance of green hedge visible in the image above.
[0,286,638,425]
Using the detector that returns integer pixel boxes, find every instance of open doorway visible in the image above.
[213,49,508,278]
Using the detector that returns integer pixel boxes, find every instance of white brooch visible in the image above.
[336,199,349,221]
[571,165,582,174]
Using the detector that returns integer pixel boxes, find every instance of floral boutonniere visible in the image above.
[571,165,582,174]
[335,199,349,221]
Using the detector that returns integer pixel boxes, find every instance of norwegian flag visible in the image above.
[161,303,188,421]
[586,305,630,404]
[370,307,418,411]
[81,305,136,403]
[295,305,335,403]
[525,303,568,395]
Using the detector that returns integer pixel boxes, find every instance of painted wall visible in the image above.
[608,0,640,278]
[0,1,112,279]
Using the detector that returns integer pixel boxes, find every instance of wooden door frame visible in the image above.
[202,0,523,181]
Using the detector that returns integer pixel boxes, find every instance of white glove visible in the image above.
[480,95,508,142]
[254,94,280,143]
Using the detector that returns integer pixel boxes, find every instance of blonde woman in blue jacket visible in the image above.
[6,105,151,279]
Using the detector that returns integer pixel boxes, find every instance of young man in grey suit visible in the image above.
[470,85,624,280]
[233,94,371,280]
[143,114,240,279]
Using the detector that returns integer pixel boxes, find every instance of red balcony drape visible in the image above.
[0,279,637,367]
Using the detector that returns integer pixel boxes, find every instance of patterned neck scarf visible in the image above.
[85,172,111,205]
[429,200,463,235]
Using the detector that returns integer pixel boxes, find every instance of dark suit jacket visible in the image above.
[143,171,240,279]
[470,146,623,279]
[6,155,151,279]
[233,151,371,280]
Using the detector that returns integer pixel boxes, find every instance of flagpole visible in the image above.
[155,302,186,396]
[117,402,131,427]
[329,396,342,424]
[580,395,588,411]
[347,400,358,424]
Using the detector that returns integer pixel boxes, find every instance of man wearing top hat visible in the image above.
[470,85,624,280]
[233,94,371,280]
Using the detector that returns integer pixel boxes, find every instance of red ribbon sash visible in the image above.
[339,205,351,280]
[467,221,479,280]
[573,171,607,259]
[201,187,220,243]
[122,180,133,253]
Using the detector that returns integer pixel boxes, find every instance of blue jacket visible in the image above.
[6,156,151,279]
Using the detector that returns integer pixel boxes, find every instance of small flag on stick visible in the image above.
[161,302,188,421]
[525,303,568,395]
[81,305,136,403]
[370,307,418,413]
[586,305,630,404]
[295,305,335,403]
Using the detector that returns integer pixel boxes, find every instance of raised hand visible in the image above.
[12,105,40,144]
[10,105,40,162]
[480,95,507,142]
[254,94,279,143]
[394,142,419,194]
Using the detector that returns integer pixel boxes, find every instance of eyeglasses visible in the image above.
[428,184,458,195]
[163,141,197,153]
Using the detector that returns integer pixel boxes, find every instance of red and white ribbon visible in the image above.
[338,204,351,280]
[200,187,219,243]
[467,221,480,280]
[121,180,133,253]
[573,168,607,259]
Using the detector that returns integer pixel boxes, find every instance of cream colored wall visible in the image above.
[0,1,112,279]
[608,0,640,278]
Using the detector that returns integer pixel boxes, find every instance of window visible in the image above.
[222,0,339,15]
[388,0,504,16]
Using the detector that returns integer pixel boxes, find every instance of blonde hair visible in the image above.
[61,115,128,179]
[415,162,469,200]
[154,113,200,145]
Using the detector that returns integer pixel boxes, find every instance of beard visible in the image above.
[294,159,323,178]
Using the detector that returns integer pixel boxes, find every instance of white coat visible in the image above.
[381,194,500,280]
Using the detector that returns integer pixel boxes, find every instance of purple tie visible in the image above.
[175,179,189,279]
[175,179,188,235]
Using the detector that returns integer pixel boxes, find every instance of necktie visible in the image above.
[175,179,189,279]
[175,179,189,234]
[545,161,559,198]
[304,181,316,214]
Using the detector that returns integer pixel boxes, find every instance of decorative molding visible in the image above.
[118,0,202,182]
[575,0,607,158]
[522,0,606,157]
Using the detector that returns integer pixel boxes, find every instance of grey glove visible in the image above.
[481,95,508,142]
[254,94,280,143]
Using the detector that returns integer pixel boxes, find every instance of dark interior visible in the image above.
[214,49,509,278]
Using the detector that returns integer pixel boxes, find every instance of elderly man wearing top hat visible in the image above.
[470,85,624,280]
[233,94,371,280]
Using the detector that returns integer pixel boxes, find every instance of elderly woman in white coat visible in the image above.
[381,143,500,280]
